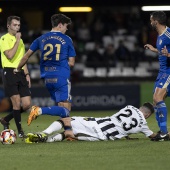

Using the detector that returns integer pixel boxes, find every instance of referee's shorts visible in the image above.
[2,67,31,98]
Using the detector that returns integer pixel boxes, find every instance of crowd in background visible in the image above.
[1,7,169,83]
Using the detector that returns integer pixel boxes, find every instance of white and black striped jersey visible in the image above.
[100,105,153,139]
[71,105,153,141]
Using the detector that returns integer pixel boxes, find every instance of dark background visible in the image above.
[0,0,169,83]
[1,0,170,30]
[1,0,169,6]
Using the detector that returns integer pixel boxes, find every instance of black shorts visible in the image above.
[2,67,31,98]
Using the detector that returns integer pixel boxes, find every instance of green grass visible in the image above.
[1,81,170,170]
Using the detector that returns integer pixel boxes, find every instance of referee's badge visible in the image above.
[4,71,6,75]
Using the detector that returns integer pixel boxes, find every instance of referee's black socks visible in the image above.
[4,107,25,123]
[12,110,22,133]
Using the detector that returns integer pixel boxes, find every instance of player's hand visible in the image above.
[144,44,159,53]
[161,46,169,57]
[144,44,154,50]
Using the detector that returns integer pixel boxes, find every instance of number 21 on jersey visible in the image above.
[43,43,61,61]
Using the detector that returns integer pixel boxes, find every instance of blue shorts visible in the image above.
[44,77,71,103]
[154,72,170,97]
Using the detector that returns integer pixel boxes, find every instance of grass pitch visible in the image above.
[0,112,170,170]
[0,82,170,170]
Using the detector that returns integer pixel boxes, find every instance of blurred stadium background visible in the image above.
[1,0,170,111]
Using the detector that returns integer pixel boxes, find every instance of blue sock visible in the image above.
[156,101,168,133]
[41,106,70,118]
[154,106,160,129]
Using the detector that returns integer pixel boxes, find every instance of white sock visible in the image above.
[42,121,62,135]
[38,108,42,115]
[46,133,63,142]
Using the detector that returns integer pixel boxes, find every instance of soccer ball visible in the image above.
[0,129,17,145]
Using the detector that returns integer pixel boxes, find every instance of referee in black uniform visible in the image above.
[0,16,31,137]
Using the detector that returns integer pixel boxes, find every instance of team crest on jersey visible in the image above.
[159,39,162,45]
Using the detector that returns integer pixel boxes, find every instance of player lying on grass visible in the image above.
[25,102,170,143]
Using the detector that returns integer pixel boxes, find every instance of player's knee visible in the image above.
[153,92,165,103]
[153,96,162,104]
[12,101,21,110]
[22,102,31,110]
[58,102,71,111]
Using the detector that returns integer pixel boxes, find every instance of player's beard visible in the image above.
[151,23,157,31]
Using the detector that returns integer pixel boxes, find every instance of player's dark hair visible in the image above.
[150,11,167,25]
[142,102,154,114]
[51,13,72,28]
[7,16,20,25]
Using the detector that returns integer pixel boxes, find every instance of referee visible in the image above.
[0,16,31,137]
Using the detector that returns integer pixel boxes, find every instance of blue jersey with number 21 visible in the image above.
[29,31,76,79]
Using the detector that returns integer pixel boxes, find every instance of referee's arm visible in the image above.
[4,38,20,59]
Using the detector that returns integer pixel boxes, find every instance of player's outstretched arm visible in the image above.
[144,44,158,53]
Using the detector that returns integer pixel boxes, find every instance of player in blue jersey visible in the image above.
[144,11,170,138]
[14,14,76,125]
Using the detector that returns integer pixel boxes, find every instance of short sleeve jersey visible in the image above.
[29,31,76,79]
[0,33,25,68]
[109,105,153,138]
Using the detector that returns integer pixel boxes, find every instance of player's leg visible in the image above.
[41,77,71,115]
[27,106,70,125]
[25,118,72,143]
[10,94,24,136]
[0,98,30,129]
[27,78,71,125]
[39,105,70,117]
[25,131,66,143]
[58,101,71,111]
[71,117,106,140]
[42,117,71,135]
[20,96,31,111]
[3,69,23,136]
[16,73,31,136]
[46,130,75,142]
[153,79,160,130]
[153,87,168,134]
[0,68,19,130]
